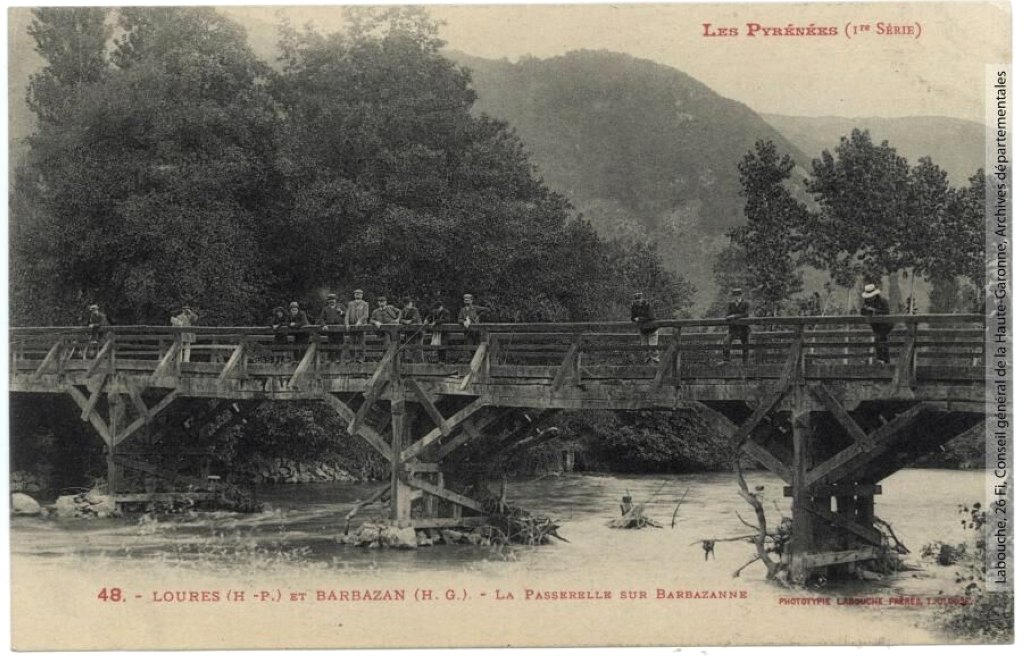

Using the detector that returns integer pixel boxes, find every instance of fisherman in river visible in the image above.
[860,283,893,364]
[630,291,659,363]
[723,288,750,364]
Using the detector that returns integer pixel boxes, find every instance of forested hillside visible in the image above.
[446,50,812,308]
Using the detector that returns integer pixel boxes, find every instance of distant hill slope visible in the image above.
[761,114,984,187]
[447,50,812,310]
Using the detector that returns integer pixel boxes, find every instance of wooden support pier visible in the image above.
[9,314,985,580]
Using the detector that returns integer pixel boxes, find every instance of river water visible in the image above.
[9,469,985,648]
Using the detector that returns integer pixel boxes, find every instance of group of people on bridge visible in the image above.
[80,282,896,366]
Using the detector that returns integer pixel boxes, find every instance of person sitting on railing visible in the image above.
[371,295,402,348]
[170,304,199,363]
[723,288,750,364]
[458,293,490,349]
[318,293,346,363]
[860,283,893,364]
[630,291,660,363]
[424,299,451,364]
[268,306,288,364]
[287,301,310,361]
[84,303,110,360]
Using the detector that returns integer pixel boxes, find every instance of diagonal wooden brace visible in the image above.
[552,341,581,390]
[322,392,392,461]
[149,338,181,385]
[287,341,318,388]
[408,380,451,436]
[85,339,114,378]
[65,384,112,446]
[113,390,180,447]
[401,397,488,463]
[348,342,397,435]
[809,384,869,444]
[460,340,489,391]
[404,475,485,514]
[30,340,63,382]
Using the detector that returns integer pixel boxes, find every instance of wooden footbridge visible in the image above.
[10,314,985,581]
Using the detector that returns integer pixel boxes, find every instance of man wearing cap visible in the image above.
[345,289,370,362]
[458,293,489,349]
[371,295,401,349]
[170,304,199,363]
[723,288,750,364]
[84,303,110,359]
[287,301,310,361]
[860,283,893,364]
[318,293,346,363]
[630,291,660,363]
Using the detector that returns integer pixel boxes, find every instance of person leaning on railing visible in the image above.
[84,303,110,359]
[630,291,660,363]
[170,304,198,363]
[860,283,894,364]
[723,288,750,364]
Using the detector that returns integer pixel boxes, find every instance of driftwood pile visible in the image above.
[607,501,663,529]
[480,497,567,546]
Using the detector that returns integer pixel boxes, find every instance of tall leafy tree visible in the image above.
[804,129,911,309]
[729,140,806,316]
[12,8,279,325]
[26,8,110,124]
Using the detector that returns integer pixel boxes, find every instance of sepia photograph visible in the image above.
[5,1,1015,649]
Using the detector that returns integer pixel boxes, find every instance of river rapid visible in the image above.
[9,469,984,648]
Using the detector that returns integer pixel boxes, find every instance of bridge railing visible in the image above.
[9,314,985,384]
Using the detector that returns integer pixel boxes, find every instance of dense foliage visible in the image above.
[11,7,690,327]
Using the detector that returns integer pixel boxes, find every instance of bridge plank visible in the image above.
[322,393,392,461]
[349,342,397,435]
[459,341,490,391]
[404,476,485,514]
[113,390,180,447]
[810,384,869,444]
[551,342,581,390]
[149,339,181,385]
[287,341,318,389]
[805,503,882,546]
[806,403,939,486]
[85,340,114,378]
[401,397,489,463]
[65,384,112,446]
[409,379,451,436]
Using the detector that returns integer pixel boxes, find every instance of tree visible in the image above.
[270,15,690,320]
[26,8,110,124]
[12,8,280,325]
[804,130,912,308]
[728,140,806,316]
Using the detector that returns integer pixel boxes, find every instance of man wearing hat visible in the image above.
[170,304,199,363]
[630,291,660,363]
[458,293,490,349]
[723,288,750,364]
[318,293,346,363]
[84,303,110,359]
[371,295,402,349]
[860,283,893,364]
[287,301,310,361]
[345,289,370,362]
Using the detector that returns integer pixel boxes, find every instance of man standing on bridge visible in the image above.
[346,289,370,362]
[723,288,750,364]
[84,303,110,359]
[318,293,346,363]
[630,291,659,363]
[459,293,489,349]
[860,283,893,364]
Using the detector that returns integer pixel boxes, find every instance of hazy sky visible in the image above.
[6,2,1011,124]
[220,1,1010,123]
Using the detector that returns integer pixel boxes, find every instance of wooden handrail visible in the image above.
[8,314,985,337]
